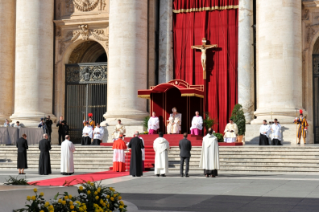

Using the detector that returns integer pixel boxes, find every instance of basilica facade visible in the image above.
[0,0,318,144]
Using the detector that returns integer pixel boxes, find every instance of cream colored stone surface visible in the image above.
[102,0,148,129]
[253,0,303,125]
[10,0,56,126]
[238,0,254,123]
[0,1,15,123]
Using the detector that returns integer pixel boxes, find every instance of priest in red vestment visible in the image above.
[112,134,127,172]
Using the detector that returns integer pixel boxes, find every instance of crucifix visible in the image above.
[191,38,218,79]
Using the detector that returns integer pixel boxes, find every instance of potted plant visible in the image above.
[143,116,150,133]
[230,104,246,143]
[203,112,216,132]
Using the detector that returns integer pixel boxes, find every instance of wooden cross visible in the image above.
[191,38,218,79]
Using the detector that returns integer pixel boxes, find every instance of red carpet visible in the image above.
[28,171,130,186]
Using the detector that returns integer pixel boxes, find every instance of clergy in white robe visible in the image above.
[81,122,93,145]
[271,119,282,145]
[199,128,219,177]
[166,107,182,134]
[223,119,238,143]
[112,119,126,140]
[60,135,76,175]
[259,120,270,145]
[153,132,170,176]
[148,112,160,134]
[190,111,203,135]
[92,123,104,145]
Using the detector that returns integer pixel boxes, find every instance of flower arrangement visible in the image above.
[15,181,127,212]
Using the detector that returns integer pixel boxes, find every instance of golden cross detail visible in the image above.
[191,38,218,79]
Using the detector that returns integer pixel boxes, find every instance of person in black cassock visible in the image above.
[45,115,53,141]
[259,120,270,145]
[56,116,65,145]
[16,134,28,174]
[39,133,52,175]
[128,131,144,177]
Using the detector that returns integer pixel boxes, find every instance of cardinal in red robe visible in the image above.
[112,134,127,172]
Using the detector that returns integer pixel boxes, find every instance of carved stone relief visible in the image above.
[65,0,107,13]
[303,9,309,20]
[66,64,107,83]
[72,24,90,41]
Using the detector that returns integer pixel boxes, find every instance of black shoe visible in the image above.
[181,174,184,177]
[161,174,166,177]
[132,175,135,177]
[156,174,160,177]
[186,175,189,177]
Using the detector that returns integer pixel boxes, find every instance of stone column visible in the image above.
[159,0,174,83]
[0,1,15,123]
[10,0,55,126]
[238,0,254,123]
[103,0,148,138]
[252,0,302,124]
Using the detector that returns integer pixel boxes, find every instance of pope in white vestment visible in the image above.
[167,107,182,134]
[112,120,126,140]
[61,136,76,175]
[271,119,282,145]
[190,111,203,135]
[148,112,160,134]
[153,133,170,176]
[199,129,219,177]
[223,119,238,143]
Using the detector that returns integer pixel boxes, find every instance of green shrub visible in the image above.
[203,112,216,131]
[230,104,246,135]
[213,133,224,142]
[143,116,150,130]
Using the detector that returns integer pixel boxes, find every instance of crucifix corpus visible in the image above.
[191,38,218,79]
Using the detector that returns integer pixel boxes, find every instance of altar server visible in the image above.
[92,123,104,145]
[259,120,270,145]
[153,132,170,177]
[199,128,219,177]
[190,111,203,135]
[293,110,309,144]
[128,132,144,177]
[148,112,160,134]
[61,135,76,175]
[112,119,126,141]
[271,119,282,145]
[112,134,127,172]
[16,134,28,175]
[223,118,238,143]
[38,134,52,175]
[81,122,93,145]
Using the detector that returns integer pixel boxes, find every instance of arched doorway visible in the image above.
[65,41,107,142]
[313,39,319,144]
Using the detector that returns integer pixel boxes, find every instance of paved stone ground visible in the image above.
[1,170,319,211]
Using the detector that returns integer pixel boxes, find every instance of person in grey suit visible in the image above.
[179,132,192,177]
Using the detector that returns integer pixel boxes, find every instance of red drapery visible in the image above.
[173,0,239,13]
[173,0,238,133]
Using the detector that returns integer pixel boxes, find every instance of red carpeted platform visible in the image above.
[100,134,243,147]
[28,171,130,186]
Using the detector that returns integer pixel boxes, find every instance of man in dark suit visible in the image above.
[45,115,53,141]
[16,134,28,175]
[179,132,192,177]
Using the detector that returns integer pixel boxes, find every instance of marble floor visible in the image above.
[1,170,319,211]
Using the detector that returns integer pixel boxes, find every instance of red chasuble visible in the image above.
[112,138,127,172]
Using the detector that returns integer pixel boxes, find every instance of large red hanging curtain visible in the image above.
[173,0,238,133]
